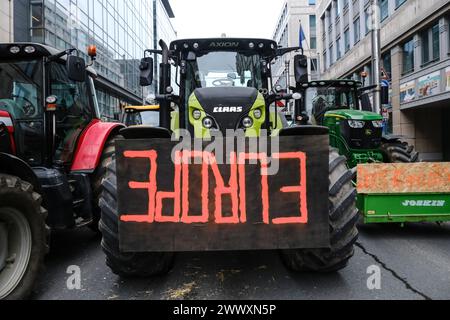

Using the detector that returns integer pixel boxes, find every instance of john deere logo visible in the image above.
[365,129,373,136]
[402,200,446,207]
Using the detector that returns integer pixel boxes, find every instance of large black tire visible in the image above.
[89,135,121,232]
[0,174,49,300]
[281,149,359,273]
[380,140,419,163]
[99,157,174,277]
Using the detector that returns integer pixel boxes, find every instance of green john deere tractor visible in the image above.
[295,80,419,168]
[293,81,450,226]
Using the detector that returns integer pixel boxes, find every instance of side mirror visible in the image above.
[67,55,86,82]
[139,57,154,86]
[294,54,308,84]
[381,85,389,105]
[360,93,373,111]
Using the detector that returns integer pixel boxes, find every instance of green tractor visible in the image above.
[294,80,419,168]
[292,81,450,226]
[98,38,359,276]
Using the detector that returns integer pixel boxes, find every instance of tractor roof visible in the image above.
[170,38,278,56]
[0,43,97,77]
[124,105,160,112]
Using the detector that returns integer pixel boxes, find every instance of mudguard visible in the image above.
[0,110,16,153]
[0,152,41,192]
[71,120,125,173]
[382,134,404,142]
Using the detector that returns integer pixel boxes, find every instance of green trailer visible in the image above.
[357,163,450,224]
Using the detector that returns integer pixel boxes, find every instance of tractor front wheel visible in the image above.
[380,140,419,163]
[90,135,122,232]
[0,174,48,300]
[99,157,174,278]
[281,149,359,273]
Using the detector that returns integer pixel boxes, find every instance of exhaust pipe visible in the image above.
[158,40,171,130]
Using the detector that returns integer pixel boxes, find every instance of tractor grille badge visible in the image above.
[213,106,244,113]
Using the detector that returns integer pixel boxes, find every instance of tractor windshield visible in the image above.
[124,110,160,127]
[0,60,43,120]
[305,85,358,125]
[185,51,263,102]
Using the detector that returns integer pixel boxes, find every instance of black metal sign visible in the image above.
[117,136,329,252]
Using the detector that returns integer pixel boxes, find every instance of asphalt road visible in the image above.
[31,222,450,300]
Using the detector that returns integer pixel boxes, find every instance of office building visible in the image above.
[272,0,319,89]
[317,0,450,161]
[3,0,176,120]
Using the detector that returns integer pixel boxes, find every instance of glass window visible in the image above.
[310,36,317,49]
[309,0,316,5]
[336,39,342,60]
[402,38,415,74]
[185,51,263,104]
[50,62,92,163]
[330,44,334,64]
[380,0,389,21]
[422,23,441,64]
[305,85,357,125]
[344,29,350,52]
[382,51,391,79]
[364,9,370,35]
[354,18,360,43]
[422,29,430,63]
[431,24,440,61]
[396,0,407,8]
[335,0,340,17]
[309,15,316,28]
[0,61,43,120]
[343,0,349,9]
[311,58,318,72]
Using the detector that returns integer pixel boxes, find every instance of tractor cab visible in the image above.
[0,43,100,167]
[0,43,124,230]
[139,38,302,138]
[297,80,385,167]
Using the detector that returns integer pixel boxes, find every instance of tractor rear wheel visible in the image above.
[281,149,359,273]
[0,174,48,300]
[380,140,419,163]
[90,135,122,232]
[99,158,174,278]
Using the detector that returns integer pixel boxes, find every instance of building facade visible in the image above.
[272,0,319,89]
[317,0,450,161]
[3,0,176,120]
[0,1,13,43]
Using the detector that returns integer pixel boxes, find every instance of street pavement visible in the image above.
[31,222,450,300]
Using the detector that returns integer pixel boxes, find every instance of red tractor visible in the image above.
[0,43,124,299]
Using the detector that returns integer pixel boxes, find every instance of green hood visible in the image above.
[325,109,382,121]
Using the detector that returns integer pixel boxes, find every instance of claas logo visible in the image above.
[120,150,308,225]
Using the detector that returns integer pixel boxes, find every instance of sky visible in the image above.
[170,0,285,39]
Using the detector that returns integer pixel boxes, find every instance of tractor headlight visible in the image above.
[372,120,384,128]
[348,120,365,129]
[253,109,262,119]
[202,117,214,129]
[242,117,254,128]
[9,46,20,54]
[24,46,36,54]
[192,109,202,120]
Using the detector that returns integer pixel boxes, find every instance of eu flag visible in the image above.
[299,23,306,49]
